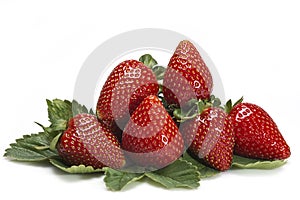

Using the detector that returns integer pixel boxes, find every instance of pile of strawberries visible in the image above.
[57,40,291,172]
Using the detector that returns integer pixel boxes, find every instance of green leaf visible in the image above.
[4,145,56,161]
[196,100,205,115]
[36,120,66,135]
[47,99,94,127]
[224,97,243,113]
[139,54,158,69]
[71,100,89,115]
[4,132,58,161]
[49,133,62,152]
[182,152,220,178]
[152,65,166,80]
[47,99,73,124]
[232,96,244,108]
[103,167,145,191]
[212,98,221,107]
[45,98,97,132]
[224,99,232,114]
[145,159,200,189]
[232,155,287,169]
[20,131,53,148]
[45,99,95,133]
[49,159,103,174]
[4,132,56,162]
[89,108,95,115]
[48,119,68,132]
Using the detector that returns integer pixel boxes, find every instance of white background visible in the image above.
[0,0,299,199]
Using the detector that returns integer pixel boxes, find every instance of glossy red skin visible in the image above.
[96,60,159,137]
[57,113,125,169]
[122,95,184,170]
[180,107,234,171]
[163,40,213,107]
[229,103,291,160]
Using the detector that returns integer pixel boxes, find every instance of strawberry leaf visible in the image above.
[103,167,145,191]
[139,54,158,69]
[46,99,94,130]
[49,159,103,173]
[4,132,57,161]
[152,65,166,80]
[47,99,73,124]
[4,145,55,161]
[139,54,166,80]
[103,158,201,191]
[49,133,62,152]
[145,159,200,189]
[71,100,90,115]
[4,99,99,171]
[232,155,287,169]
[47,119,68,132]
[182,152,220,178]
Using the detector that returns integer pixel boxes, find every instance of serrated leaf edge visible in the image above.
[145,159,201,189]
[49,159,103,174]
[232,156,287,169]
[103,167,145,191]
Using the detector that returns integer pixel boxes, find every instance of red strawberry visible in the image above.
[96,60,159,139]
[57,113,125,169]
[163,40,213,107]
[229,102,291,160]
[122,95,184,170]
[180,107,235,171]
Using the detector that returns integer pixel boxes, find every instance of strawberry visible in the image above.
[122,95,184,170]
[57,113,125,169]
[180,107,235,171]
[229,102,291,160]
[163,40,213,107]
[96,60,159,139]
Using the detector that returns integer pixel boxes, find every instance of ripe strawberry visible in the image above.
[57,113,125,169]
[122,95,184,170]
[180,107,235,171]
[96,60,159,138]
[163,40,213,107]
[229,102,291,160]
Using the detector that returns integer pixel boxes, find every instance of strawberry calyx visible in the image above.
[152,65,166,80]
[157,84,178,115]
[139,54,158,69]
[224,96,244,114]
[172,95,223,122]
[139,54,166,80]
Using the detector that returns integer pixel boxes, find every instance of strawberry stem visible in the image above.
[173,108,198,122]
